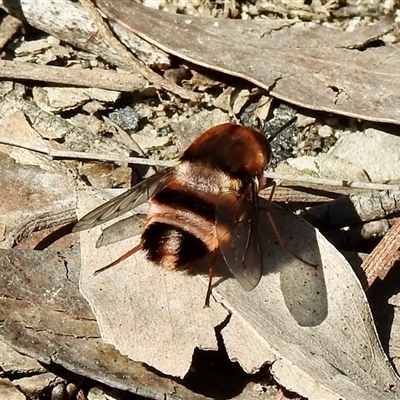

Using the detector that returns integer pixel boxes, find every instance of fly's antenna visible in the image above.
[267,116,297,143]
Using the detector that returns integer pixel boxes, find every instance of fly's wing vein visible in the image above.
[73,167,174,232]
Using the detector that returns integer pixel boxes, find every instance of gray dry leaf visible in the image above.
[32,86,120,114]
[13,373,60,399]
[329,128,400,182]
[276,154,371,182]
[0,342,46,400]
[0,341,45,374]
[78,189,229,378]
[77,189,400,399]
[96,0,400,124]
[388,293,400,373]
[0,111,53,168]
[0,0,170,71]
[0,92,131,157]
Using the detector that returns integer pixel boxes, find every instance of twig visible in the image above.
[360,218,400,290]
[303,189,400,228]
[79,0,200,101]
[80,0,134,66]
[102,116,158,175]
[266,172,400,191]
[102,116,147,156]
[51,149,171,167]
[2,132,399,189]
[0,60,146,92]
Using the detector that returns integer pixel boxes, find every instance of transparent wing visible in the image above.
[73,167,174,232]
[95,214,146,248]
[216,182,263,290]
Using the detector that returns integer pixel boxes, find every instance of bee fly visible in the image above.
[73,119,297,305]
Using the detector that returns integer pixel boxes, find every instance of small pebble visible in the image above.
[47,36,60,46]
[89,59,99,68]
[318,125,333,138]
[109,106,140,131]
[51,382,66,400]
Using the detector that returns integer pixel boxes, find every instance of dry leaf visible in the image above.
[77,189,229,378]
[0,151,75,249]
[216,203,399,399]
[0,249,214,400]
[76,188,400,399]
[96,0,400,124]
[330,129,400,182]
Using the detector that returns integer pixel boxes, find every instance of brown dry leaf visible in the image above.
[96,0,400,124]
[255,95,273,121]
[76,188,400,399]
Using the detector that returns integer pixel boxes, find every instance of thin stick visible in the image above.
[265,172,400,191]
[79,0,200,101]
[102,116,147,156]
[2,134,398,190]
[0,60,146,92]
[360,218,400,290]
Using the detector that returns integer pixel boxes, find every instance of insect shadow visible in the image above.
[258,199,328,327]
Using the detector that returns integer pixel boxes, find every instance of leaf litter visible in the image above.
[0,0,400,399]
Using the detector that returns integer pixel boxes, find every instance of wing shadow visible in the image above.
[258,199,328,327]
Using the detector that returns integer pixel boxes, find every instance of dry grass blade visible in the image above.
[0,134,171,167]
